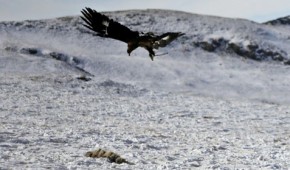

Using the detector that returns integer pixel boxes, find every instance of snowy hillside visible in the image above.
[0,9,290,169]
[1,9,290,103]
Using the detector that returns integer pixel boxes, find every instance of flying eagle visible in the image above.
[81,8,184,61]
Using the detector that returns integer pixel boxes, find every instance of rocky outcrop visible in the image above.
[194,38,289,64]
[264,16,290,26]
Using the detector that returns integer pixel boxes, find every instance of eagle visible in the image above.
[81,7,184,61]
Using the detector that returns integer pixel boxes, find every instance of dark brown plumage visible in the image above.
[85,148,134,165]
[81,7,184,61]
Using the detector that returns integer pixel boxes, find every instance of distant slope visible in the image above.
[1,9,289,64]
[1,9,290,104]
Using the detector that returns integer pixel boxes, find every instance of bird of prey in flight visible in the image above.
[81,7,184,61]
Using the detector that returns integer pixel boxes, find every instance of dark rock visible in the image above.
[20,48,39,55]
[227,43,244,55]
[199,41,216,52]
[264,16,290,26]
[247,44,259,51]
[283,60,290,65]
[194,38,229,52]
[194,38,289,64]
[4,46,17,52]
[77,76,92,82]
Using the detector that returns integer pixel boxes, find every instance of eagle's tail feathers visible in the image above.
[153,32,185,49]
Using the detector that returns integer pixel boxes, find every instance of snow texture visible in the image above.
[0,9,290,169]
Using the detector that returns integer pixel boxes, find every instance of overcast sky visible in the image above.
[0,0,289,22]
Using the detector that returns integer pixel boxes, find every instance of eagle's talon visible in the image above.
[149,55,154,61]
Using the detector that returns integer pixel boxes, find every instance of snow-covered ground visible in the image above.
[0,9,290,169]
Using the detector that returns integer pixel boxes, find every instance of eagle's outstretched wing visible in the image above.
[153,32,185,49]
[81,8,139,43]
